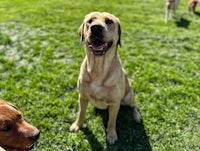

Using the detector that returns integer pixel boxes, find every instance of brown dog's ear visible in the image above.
[78,23,85,43]
[117,22,121,47]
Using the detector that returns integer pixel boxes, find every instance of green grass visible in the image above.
[0,0,200,150]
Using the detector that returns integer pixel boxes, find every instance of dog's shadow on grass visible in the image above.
[82,106,152,151]
[174,12,200,28]
[194,11,200,16]
[175,16,191,28]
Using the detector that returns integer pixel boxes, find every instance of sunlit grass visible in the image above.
[0,0,199,150]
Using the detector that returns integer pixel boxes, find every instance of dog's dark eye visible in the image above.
[2,125,12,131]
[105,19,113,25]
[87,19,93,24]
[17,114,22,120]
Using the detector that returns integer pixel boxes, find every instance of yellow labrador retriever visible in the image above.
[70,12,141,144]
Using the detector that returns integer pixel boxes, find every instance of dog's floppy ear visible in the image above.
[117,22,121,47]
[78,22,85,43]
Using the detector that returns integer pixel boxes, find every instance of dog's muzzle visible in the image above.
[87,24,113,56]
[88,40,113,56]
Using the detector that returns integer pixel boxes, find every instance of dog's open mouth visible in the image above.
[87,40,113,56]
[3,144,34,151]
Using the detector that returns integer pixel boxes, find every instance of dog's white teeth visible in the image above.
[92,44,105,51]
[98,47,104,50]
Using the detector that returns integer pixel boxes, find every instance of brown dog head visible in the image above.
[0,100,40,151]
[78,12,121,56]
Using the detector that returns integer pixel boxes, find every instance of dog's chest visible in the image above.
[88,83,111,109]
[79,82,116,109]
[88,95,109,109]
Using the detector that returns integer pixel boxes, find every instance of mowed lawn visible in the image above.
[0,0,200,150]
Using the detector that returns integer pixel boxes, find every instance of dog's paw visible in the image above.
[132,107,141,123]
[69,122,81,132]
[107,130,118,144]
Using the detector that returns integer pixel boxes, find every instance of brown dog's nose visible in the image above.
[29,130,40,142]
[91,24,104,34]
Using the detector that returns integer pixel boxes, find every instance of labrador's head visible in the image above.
[78,12,121,56]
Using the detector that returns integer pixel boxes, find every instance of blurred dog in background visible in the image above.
[0,100,40,151]
[165,0,180,22]
[188,0,200,13]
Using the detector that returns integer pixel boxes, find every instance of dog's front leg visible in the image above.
[106,103,120,144]
[192,1,197,14]
[165,7,169,22]
[172,8,176,18]
[70,94,88,132]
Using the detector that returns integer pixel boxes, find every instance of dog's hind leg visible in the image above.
[122,89,141,123]
[165,7,170,22]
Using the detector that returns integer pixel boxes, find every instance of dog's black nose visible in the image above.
[91,24,104,34]
[29,130,40,142]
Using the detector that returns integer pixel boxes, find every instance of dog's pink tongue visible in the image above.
[89,43,106,50]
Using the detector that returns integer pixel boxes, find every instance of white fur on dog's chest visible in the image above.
[80,82,119,109]
[87,83,109,109]
[88,96,109,109]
